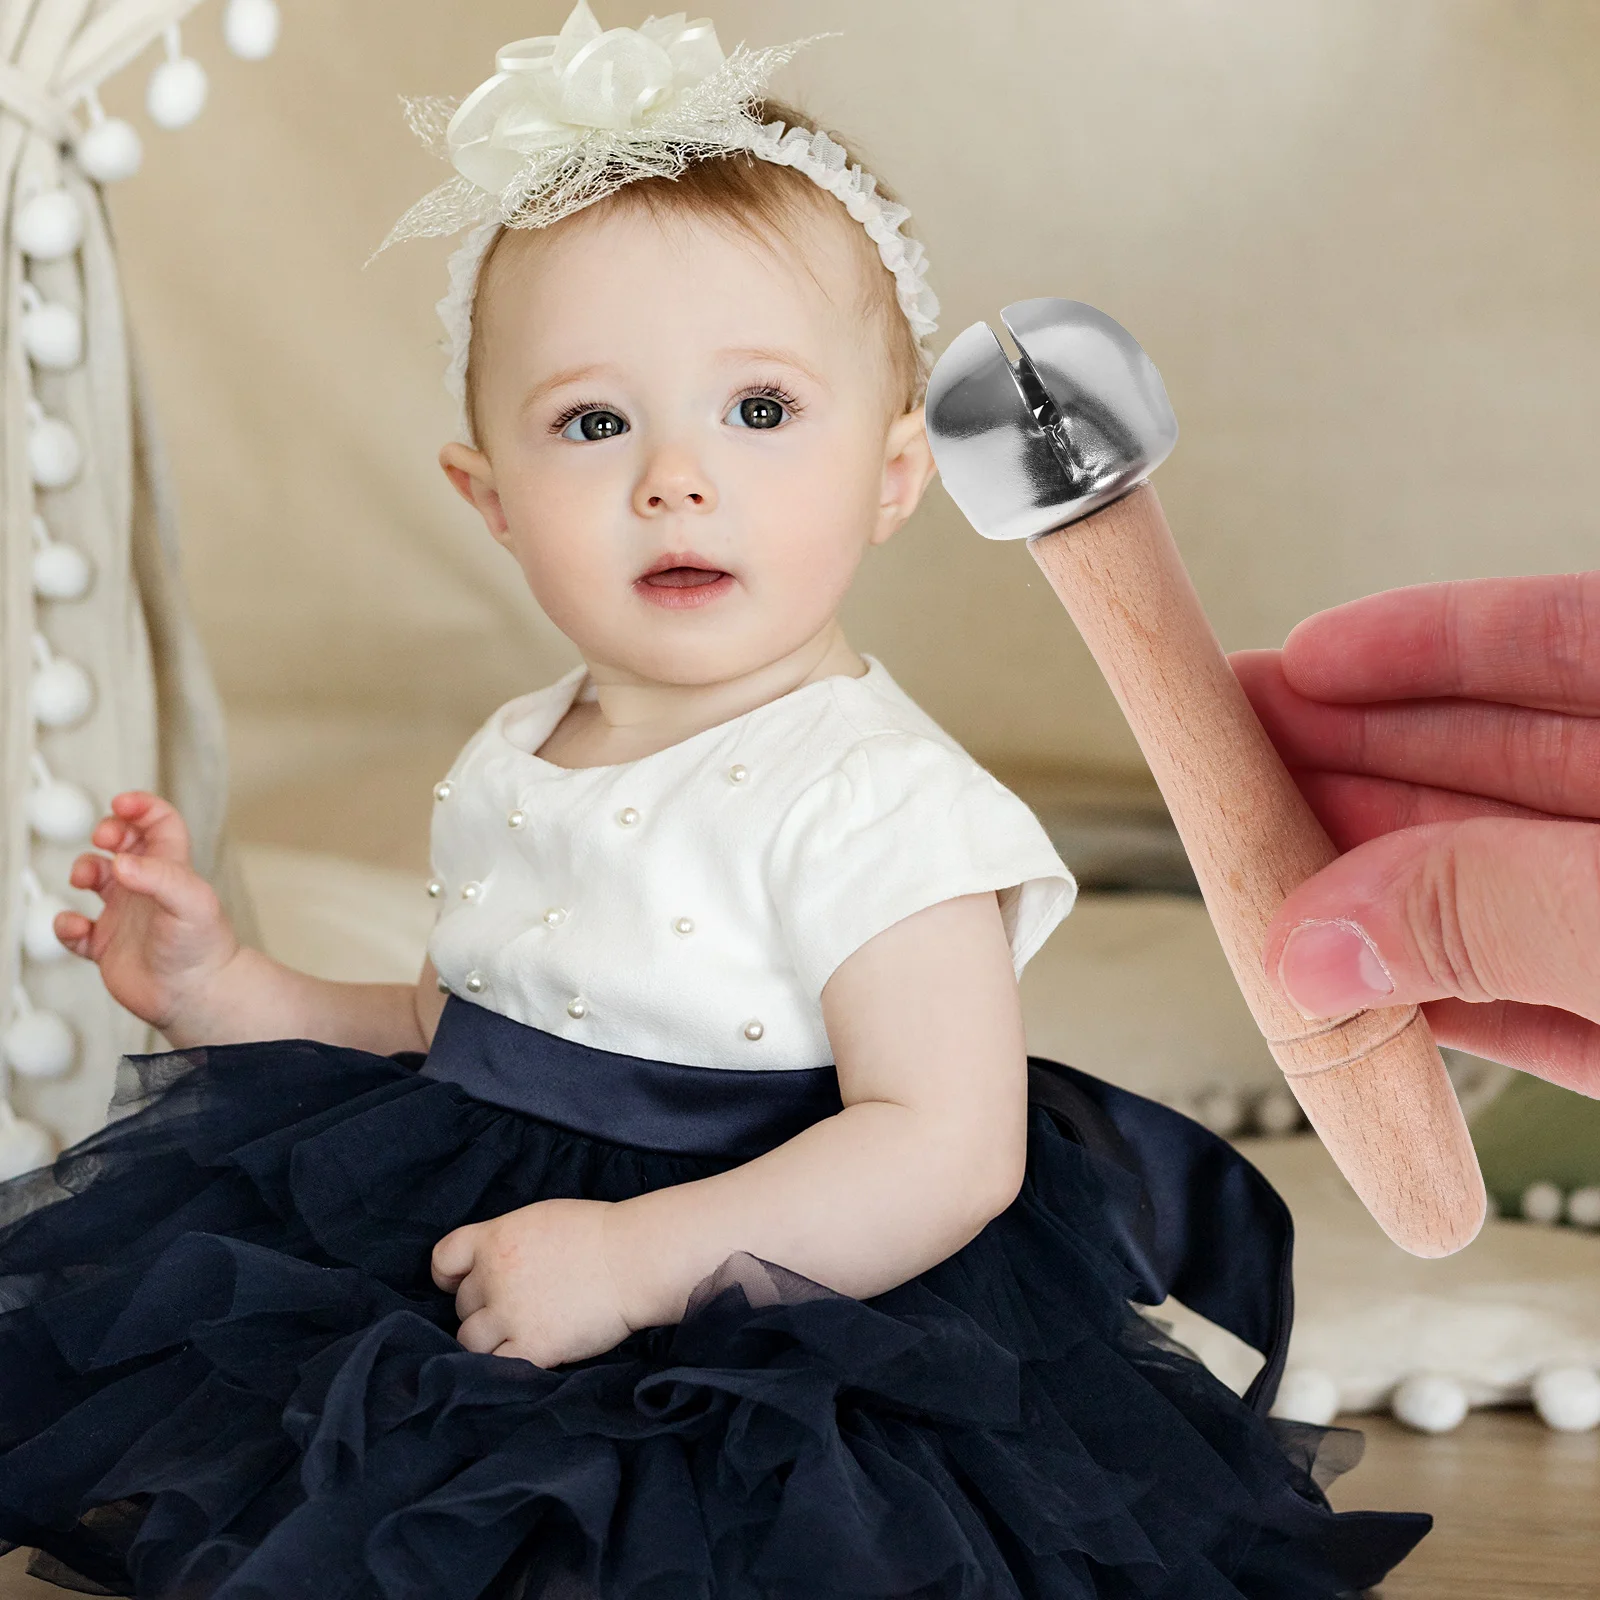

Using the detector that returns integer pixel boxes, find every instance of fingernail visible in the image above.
[1277,918,1394,1019]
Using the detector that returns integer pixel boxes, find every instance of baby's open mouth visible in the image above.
[642,565,729,589]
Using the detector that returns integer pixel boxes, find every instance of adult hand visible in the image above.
[433,1197,637,1367]
[1230,572,1600,1094]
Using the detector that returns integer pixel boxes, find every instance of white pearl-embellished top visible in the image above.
[427,656,1076,1070]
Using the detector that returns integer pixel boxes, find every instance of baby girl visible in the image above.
[0,8,1428,1597]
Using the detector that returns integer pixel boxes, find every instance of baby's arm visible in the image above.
[59,791,445,1055]
[601,890,1030,1326]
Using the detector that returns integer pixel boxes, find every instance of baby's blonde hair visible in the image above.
[464,98,928,446]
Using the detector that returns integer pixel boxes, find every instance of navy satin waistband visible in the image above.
[418,994,845,1160]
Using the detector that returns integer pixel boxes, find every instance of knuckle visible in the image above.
[1408,831,1497,1002]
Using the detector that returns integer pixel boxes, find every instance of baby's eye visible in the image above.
[559,409,629,442]
[725,392,793,430]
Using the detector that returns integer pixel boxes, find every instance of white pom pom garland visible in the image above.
[1193,1086,1245,1139]
[21,870,72,964]
[224,0,281,61]
[77,114,144,184]
[1256,1086,1304,1137]
[147,28,209,130]
[27,756,95,844]
[30,635,95,729]
[19,286,84,370]
[3,988,75,1081]
[1566,1186,1600,1229]
[32,532,94,602]
[1270,1369,1339,1426]
[16,189,84,261]
[0,1102,56,1183]
[1521,1180,1565,1224]
[27,402,84,491]
[1531,1366,1600,1433]
[1392,1373,1469,1434]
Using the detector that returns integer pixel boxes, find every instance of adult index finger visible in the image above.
[1279,572,1600,714]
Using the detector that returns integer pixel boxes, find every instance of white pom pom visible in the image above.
[1566,1186,1600,1229]
[1521,1180,1565,1224]
[224,0,281,60]
[21,300,84,370]
[33,539,94,601]
[0,1106,56,1182]
[1256,1086,1304,1137]
[76,116,144,183]
[22,895,72,964]
[148,55,209,130]
[32,656,95,728]
[3,1009,75,1080]
[1193,1086,1245,1139]
[29,413,83,491]
[1392,1373,1469,1434]
[1531,1366,1600,1433]
[1270,1369,1339,1426]
[27,778,95,843]
[16,190,84,261]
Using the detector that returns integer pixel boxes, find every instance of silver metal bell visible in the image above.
[925,297,1178,542]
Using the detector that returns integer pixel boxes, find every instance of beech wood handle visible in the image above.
[1031,484,1485,1257]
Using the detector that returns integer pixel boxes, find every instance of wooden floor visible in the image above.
[1331,1410,1600,1597]
[1,1409,1593,1596]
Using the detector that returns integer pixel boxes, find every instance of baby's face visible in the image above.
[444,203,931,687]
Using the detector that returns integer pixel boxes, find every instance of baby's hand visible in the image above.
[57,791,240,1036]
[432,1198,636,1368]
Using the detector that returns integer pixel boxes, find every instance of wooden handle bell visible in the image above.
[1032,484,1485,1257]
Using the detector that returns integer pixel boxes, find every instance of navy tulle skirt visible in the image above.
[0,996,1428,1599]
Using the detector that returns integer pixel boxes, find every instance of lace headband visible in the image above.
[376,1,940,442]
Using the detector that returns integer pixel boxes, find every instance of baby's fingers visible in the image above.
[99,792,193,863]
[53,909,95,959]
[106,852,213,923]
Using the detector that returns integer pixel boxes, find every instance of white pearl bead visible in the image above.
[21,301,83,370]
[542,907,567,927]
[4,1009,75,1079]
[77,116,144,183]
[0,1111,55,1183]
[1255,1087,1303,1137]
[433,780,453,801]
[673,916,695,936]
[16,190,84,261]
[426,879,444,899]
[728,764,749,784]
[436,975,450,993]
[23,895,72,963]
[27,778,95,843]
[616,807,641,828]
[147,55,209,129]
[464,971,485,994]
[1522,1180,1565,1224]
[1192,1086,1245,1139]
[32,656,95,728]
[1391,1373,1468,1434]
[224,0,282,61]
[567,998,588,1019]
[1532,1366,1600,1433]
[507,809,526,829]
[29,414,83,490]
[33,539,93,601]
[1269,1369,1339,1426]
[460,880,482,901]
[1566,1186,1600,1229]
[742,1019,765,1042]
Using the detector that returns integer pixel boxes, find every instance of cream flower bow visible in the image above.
[448,2,727,191]
[378,1,823,249]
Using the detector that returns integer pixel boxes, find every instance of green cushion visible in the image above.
[1470,1072,1600,1215]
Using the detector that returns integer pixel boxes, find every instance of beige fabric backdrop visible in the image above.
[90,0,1600,873]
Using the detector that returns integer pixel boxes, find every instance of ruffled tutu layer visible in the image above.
[0,1038,1427,1599]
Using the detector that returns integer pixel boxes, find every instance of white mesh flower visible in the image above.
[377,2,940,437]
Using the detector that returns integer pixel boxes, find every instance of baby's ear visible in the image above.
[872,407,937,546]
[439,442,510,542]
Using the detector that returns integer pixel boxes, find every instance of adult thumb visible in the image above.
[1264,817,1600,1026]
